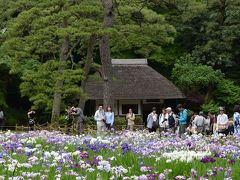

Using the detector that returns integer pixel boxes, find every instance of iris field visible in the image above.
[0,130,239,180]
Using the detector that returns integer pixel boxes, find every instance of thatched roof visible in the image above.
[85,59,185,100]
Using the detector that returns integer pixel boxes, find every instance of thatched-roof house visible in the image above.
[84,59,184,118]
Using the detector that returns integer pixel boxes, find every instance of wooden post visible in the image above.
[117,100,120,116]
[140,99,144,126]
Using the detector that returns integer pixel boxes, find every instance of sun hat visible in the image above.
[219,107,224,111]
[199,111,204,115]
[166,107,172,111]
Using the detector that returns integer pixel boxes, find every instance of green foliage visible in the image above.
[20,60,83,110]
[172,55,223,91]
[201,100,219,114]
[191,0,240,67]
[0,0,102,113]
[214,79,240,106]
[111,0,176,59]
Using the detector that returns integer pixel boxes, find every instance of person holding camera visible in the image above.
[27,109,36,131]
[71,106,85,135]
[94,105,106,135]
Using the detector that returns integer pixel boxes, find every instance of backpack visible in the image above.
[186,110,192,126]
[168,115,175,128]
[29,118,35,125]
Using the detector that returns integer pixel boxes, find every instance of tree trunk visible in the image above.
[78,34,97,109]
[51,18,69,125]
[99,0,114,109]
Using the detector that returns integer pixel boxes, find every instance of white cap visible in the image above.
[166,107,172,111]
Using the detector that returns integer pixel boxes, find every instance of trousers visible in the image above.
[77,120,83,135]
[97,121,106,134]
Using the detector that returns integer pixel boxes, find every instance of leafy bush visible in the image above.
[214,79,240,106]
[172,55,223,91]
[135,116,144,125]
[201,100,219,115]
[84,116,95,125]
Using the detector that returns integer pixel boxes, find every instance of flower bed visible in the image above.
[0,130,239,179]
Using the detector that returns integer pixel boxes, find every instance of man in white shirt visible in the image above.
[94,105,106,135]
[217,107,229,135]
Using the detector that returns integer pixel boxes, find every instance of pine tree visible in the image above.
[0,0,102,123]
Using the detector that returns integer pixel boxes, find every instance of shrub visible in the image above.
[201,100,219,115]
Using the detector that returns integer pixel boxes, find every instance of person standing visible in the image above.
[176,104,188,135]
[105,106,114,130]
[207,112,216,135]
[27,109,36,131]
[0,108,5,131]
[65,106,74,133]
[192,111,206,134]
[94,105,106,135]
[72,106,85,135]
[217,107,229,135]
[159,108,167,133]
[126,108,135,131]
[147,107,158,133]
[166,107,176,133]
[233,105,240,134]
[204,114,211,135]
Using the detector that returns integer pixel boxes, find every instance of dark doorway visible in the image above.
[84,100,96,116]
[142,103,165,126]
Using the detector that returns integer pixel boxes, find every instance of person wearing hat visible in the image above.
[147,107,158,133]
[217,107,229,135]
[165,107,176,133]
[192,111,206,134]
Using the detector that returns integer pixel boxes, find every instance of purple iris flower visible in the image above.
[200,156,216,163]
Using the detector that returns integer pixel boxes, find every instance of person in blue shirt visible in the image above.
[177,104,188,135]
[105,106,114,130]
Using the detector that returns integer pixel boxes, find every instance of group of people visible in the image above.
[18,103,240,137]
[146,104,240,136]
[94,105,136,134]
